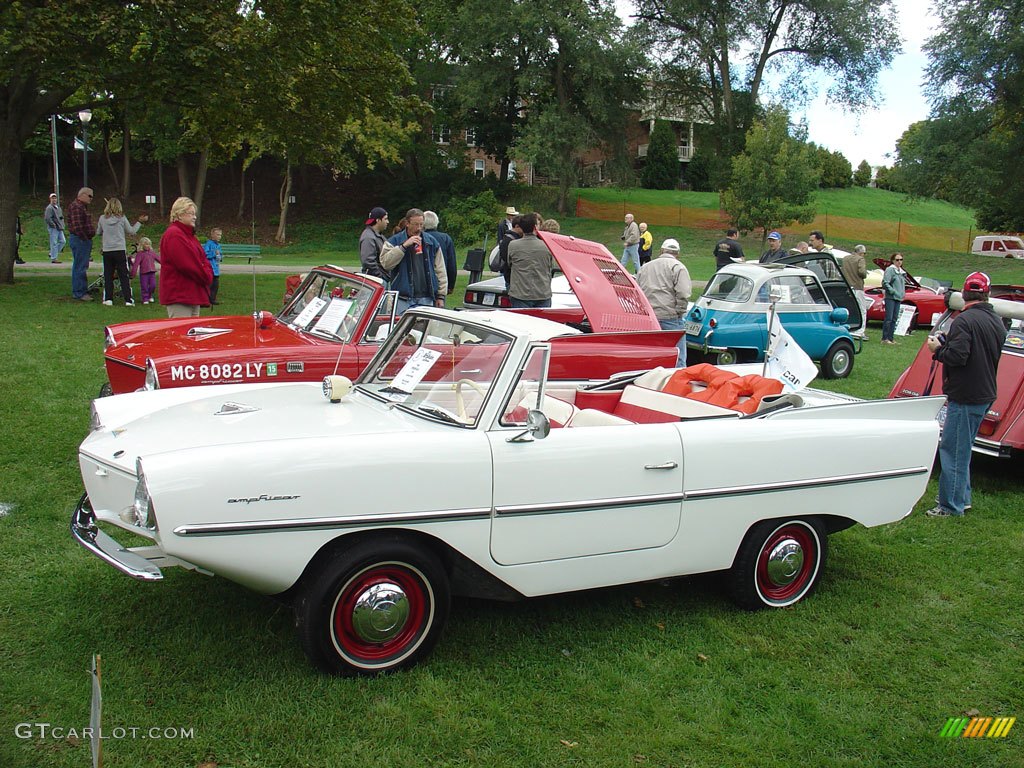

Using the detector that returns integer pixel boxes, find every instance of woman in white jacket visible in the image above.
[96,198,148,306]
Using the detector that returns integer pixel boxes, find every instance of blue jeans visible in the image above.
[937,400,990,515]
[48,227,66,261]
[882,296,900,341]
[510,297,552,309]
[69,234,93,299]
[620,243,640,273]
[658,317,687,367]
[396,296,435,315]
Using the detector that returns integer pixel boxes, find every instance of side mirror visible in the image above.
[830,307,850,324]
[768,285,784,303]
[508,409,551,443]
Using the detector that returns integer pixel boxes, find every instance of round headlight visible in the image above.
[144,359,159,390]
[322,375,352,403]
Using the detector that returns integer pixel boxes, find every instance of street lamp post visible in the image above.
[78,109,92,188]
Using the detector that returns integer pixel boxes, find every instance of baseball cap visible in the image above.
[661,238,680,253]
[964,271,991,292]
[767,231,782,241]
[365,206,388,225]
[505,206,519,215]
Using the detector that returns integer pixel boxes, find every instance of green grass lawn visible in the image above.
[0,271,1021,768]
[576,186,980,230]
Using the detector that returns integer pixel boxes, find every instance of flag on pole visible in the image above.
[765,312,818,391]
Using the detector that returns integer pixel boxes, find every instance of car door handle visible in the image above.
[644,462,678,470]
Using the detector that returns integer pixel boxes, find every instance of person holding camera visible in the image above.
[925,271,1007,517]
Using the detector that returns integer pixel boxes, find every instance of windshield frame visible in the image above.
[356,311,520,427]
[277,269,383,344]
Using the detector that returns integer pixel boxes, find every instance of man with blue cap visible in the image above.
[759,231,785,263]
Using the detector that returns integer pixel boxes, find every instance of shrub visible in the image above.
[441,190,503,247]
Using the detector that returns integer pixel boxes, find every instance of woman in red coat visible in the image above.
[159,197,213,318]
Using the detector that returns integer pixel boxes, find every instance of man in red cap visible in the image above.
[359,206,390,281]
[925,271,1007,517]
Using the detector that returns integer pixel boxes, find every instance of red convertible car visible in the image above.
[889,286,1024,457]
[865,257,948,329]
[101,232,683,395]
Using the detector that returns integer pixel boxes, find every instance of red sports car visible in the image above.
[101,232,684,395]
[864,257,949,329]
[889,286,1024,457]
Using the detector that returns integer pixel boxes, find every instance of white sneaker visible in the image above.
[125,301,135,307]
[102,300,113,306]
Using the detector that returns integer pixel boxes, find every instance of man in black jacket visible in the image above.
[925,271,1007,517]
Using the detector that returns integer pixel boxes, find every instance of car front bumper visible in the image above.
[71,493,164,581]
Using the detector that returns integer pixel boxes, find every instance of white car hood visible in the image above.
[83,383,423,472]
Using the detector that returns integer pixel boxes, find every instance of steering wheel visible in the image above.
[453,378,487,420]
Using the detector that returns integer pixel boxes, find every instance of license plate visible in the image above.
[483,293,497,306]
[683,321,703,336]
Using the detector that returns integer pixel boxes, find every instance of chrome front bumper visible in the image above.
[71,493,164,581]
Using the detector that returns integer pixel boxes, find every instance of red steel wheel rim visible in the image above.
[755,524,817,604]
[331,564,430,664]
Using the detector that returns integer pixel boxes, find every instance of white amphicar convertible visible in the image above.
[73,308,942,676]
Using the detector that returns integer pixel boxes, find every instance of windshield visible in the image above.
[704,273,754,303]
[279,271,378,343]
[358,314,515,426]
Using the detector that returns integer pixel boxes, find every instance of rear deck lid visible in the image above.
[538,231,660,332]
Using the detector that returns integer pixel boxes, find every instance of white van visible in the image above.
[972,235,1024,259]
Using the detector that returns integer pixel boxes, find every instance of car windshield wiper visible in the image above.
[415,403,463,425]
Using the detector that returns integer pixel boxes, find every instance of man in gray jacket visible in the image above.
[44,193,65,263]
[841,244,869,339]
[638,238,691,366]
[620,213,641,273]
[507,215,553,308]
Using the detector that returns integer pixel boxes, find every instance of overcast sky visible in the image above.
[616,0,937,168]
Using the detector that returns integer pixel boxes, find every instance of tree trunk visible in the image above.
[193,146,210,227]
[176,154,192,198]
[104,126,122,196]
[122,118,131,198]
[158,160,165,218]
[0,136,20,284]
[237,150,247,221]
[275,159,292,244]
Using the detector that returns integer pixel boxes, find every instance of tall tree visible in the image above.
[634,0,900,177]
[515,0,643,211]
[722,108,818,241]
[0,0,244,283]
[923,0,1024,230]
[853,159,872,187]
[242,0,418,242]
[641,120,680,189]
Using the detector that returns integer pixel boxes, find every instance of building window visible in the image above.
[474,159,485,178]
[433,124,451,145]
[465,127,477,146]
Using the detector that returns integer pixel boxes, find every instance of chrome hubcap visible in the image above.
[765,538,804,586]
[351,582,410,643]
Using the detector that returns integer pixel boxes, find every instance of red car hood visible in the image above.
[538,231,660,332]
[105,315,316,361]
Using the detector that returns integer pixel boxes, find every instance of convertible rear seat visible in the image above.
[571,408,635,427]
[614,384,736,422]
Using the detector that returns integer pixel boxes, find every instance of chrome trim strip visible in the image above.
[684,466,929,500]
[70,494,164,581]
[174,506,492,536]
[495,492,684,518]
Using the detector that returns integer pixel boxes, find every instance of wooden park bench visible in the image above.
[220,243,262,263]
